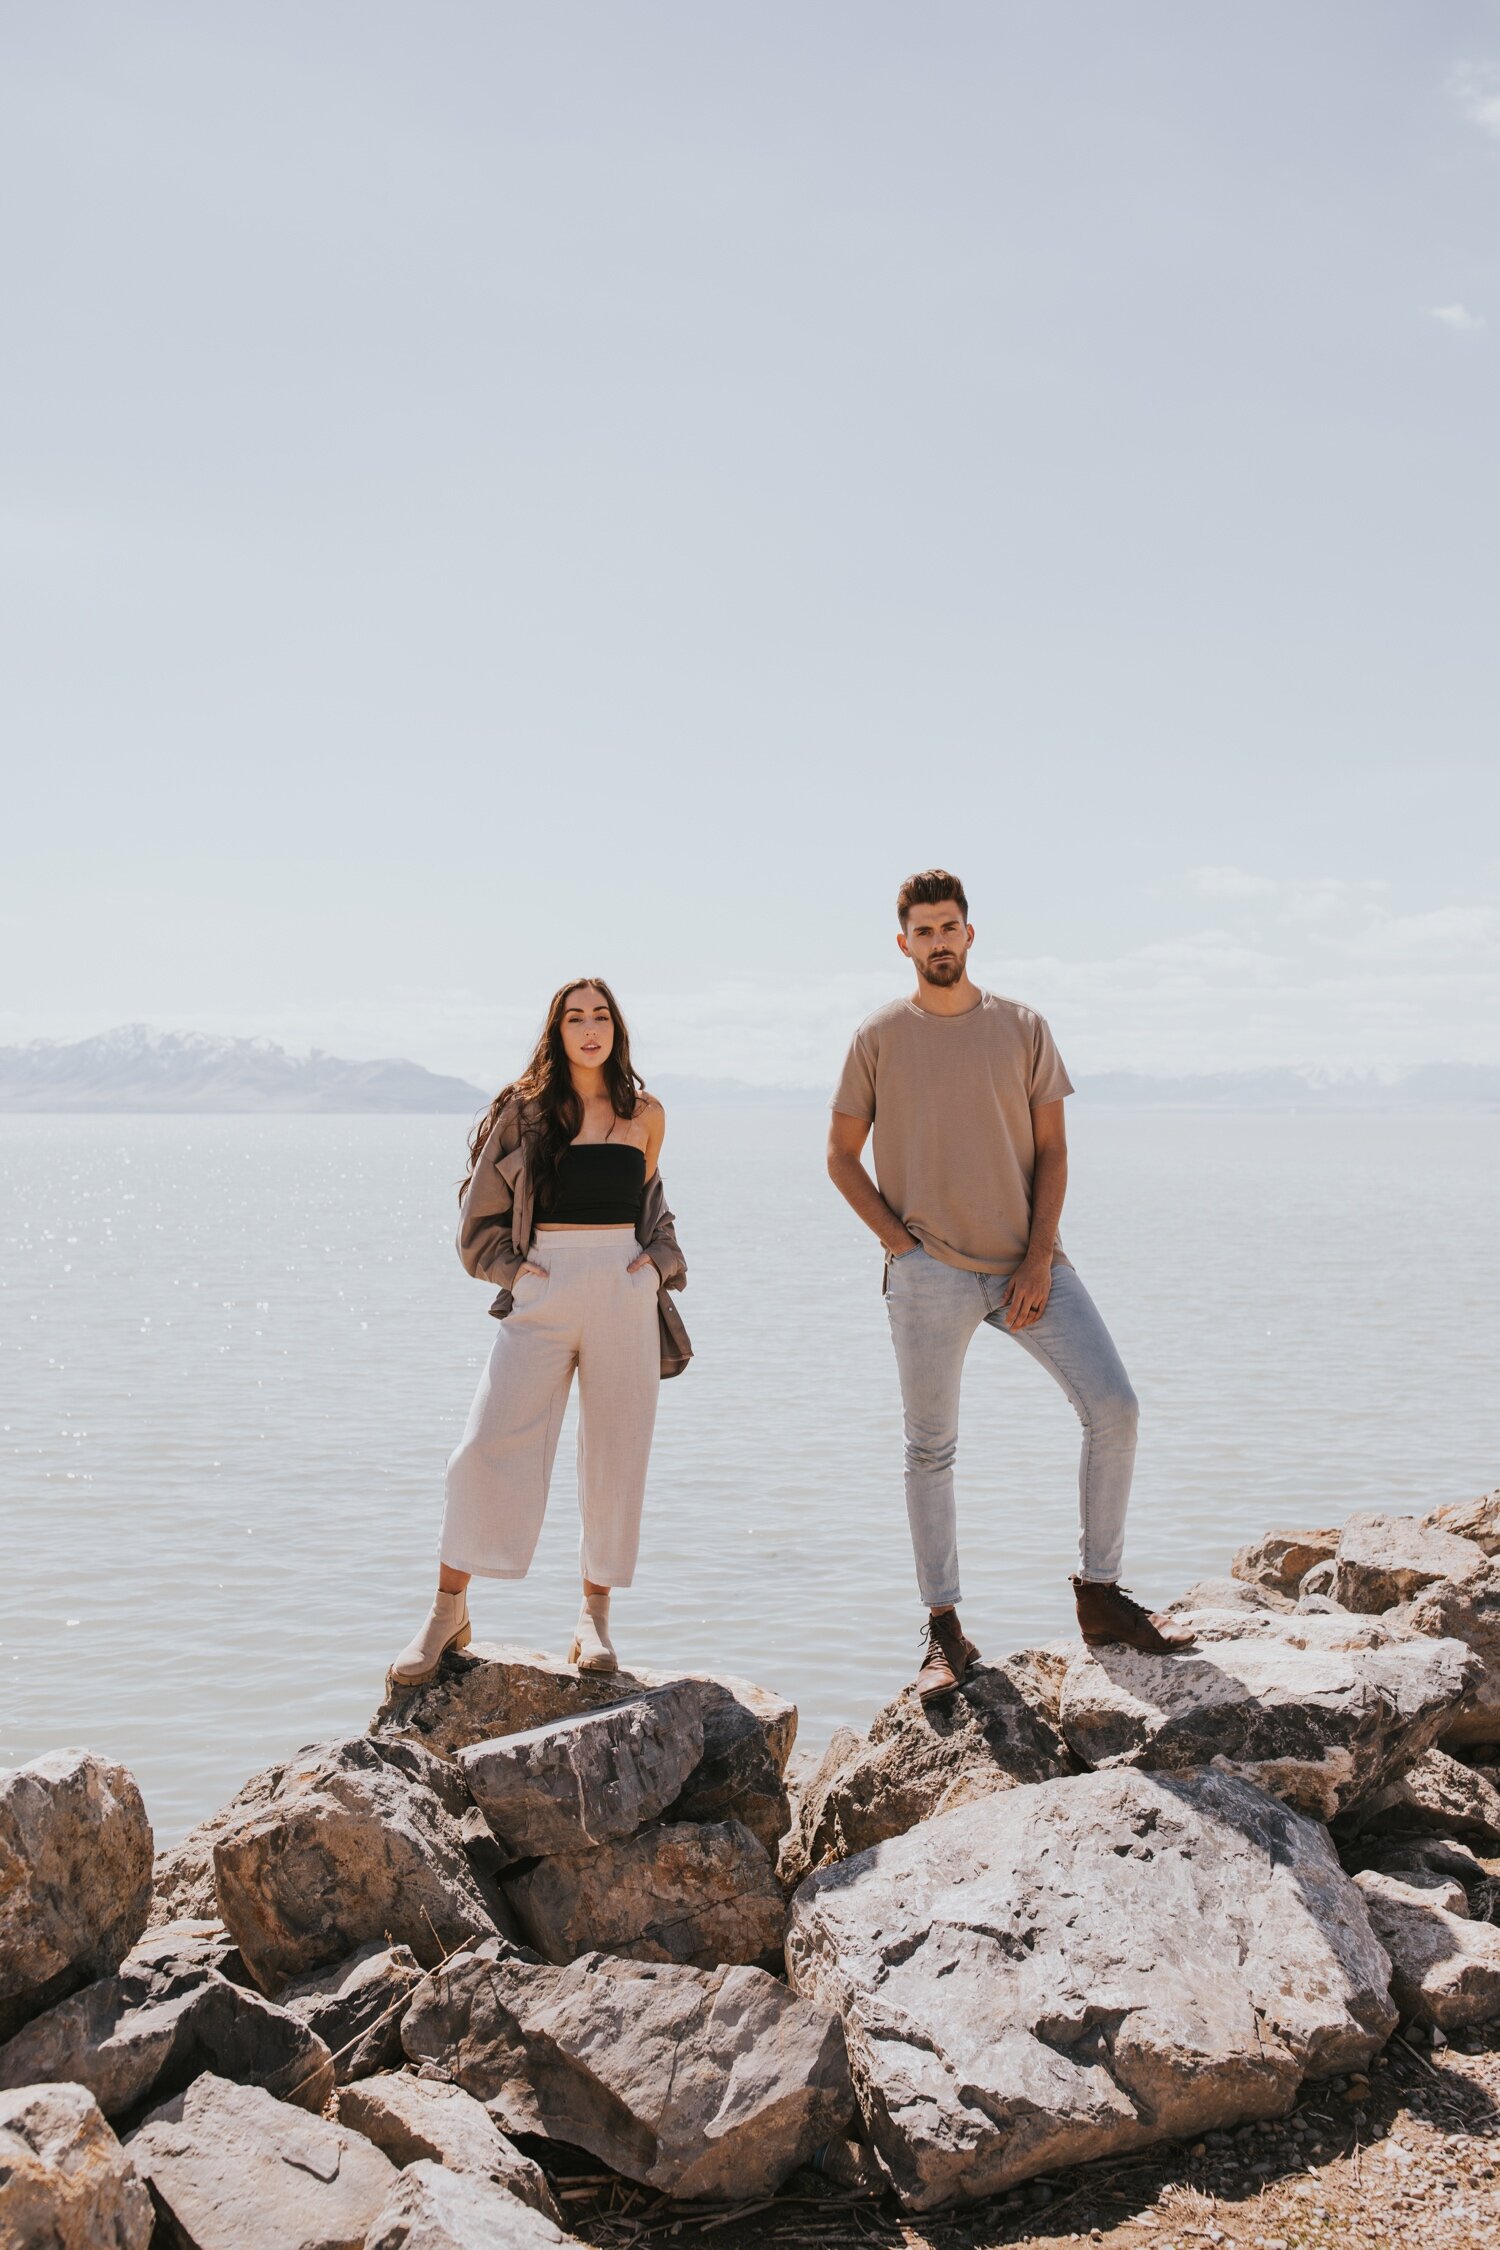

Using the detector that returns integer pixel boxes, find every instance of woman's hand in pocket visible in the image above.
[516,1261,550,1283]
[627,1252,659,1279]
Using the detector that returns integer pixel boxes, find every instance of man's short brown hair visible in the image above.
[897,868,968,925]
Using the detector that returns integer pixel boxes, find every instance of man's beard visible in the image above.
[917,953,965,987]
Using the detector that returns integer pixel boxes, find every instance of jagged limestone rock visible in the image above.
[121,1918,248,1987]
[788,1651,1073,1878]
[1331,1512,1487,1614]
[280,1943,424,2083]
[1342,1746,1500,1849]
[0,2080,154,2250]
[0,1749,153,2042]
[1388,1567,1500,1747]
[786,1767,1397,2211]
[1229,1528,1340,1597]
[1056,1607,1479,1820]
[1424,1489,1500,1555]
[125,2071,396,2249]
[457,1683,704,1859]
[339,2072,560,2220]
[504,1819,785,1968]
[401,1941,853,2199]
[0,1960,334,2121]
[1354,1870,1500,2030]
[374,1645,795,1856]
[212,1742,499,1993]
[1168,1576,1294,1614]
[363,2159,579,2249]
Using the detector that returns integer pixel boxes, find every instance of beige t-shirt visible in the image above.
[831,990,1074,1275]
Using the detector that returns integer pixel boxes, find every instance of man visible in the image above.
[828,869,1192,1702]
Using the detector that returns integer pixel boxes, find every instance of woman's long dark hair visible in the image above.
[460,977,645,1205]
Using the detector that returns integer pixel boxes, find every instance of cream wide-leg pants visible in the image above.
[440,1227,661,1585]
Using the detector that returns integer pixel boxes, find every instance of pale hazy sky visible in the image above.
[4,3,1498,1087]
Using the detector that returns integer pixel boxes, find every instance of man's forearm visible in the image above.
[828,1150,917,1255]
[1025,1141,1068,1260]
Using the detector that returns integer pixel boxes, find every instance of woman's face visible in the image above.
[558,985,616,1073]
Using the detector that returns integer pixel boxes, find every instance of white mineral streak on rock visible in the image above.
[372,1644,796,1856]
[456,1682,704,1858]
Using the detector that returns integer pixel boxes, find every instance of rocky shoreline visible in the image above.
[4,1491,1500,2247]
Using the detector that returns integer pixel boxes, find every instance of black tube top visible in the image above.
[539,1142,646,1226]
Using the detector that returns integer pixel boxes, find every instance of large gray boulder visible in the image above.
[364,2160,579,2250]
[374,1645,796,1856]
[126,2071,396,2249]
[338,2073,559,2220]
[788,1651,1073,1879]
[786,1767,1396,2212]
[1055,1608,1480,1820]
[1230,1528,1340,1597]
[211,1741,500,1993]
[1388,1566,1500,1746]
[1354,1870,1500,2031]
[280,1943,424,2084]
[0,1959,334,2121]
[1331,1511,1487,1613]
[1340,1746,1500,1849]
[401,1941,854,2199]
[0,1750,154,2041]
[504,1818,785,1969]
[0,2080,154,2250]
[457,1683,704,1859]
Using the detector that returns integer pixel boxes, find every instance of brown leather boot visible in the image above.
[914,1608,981,1704]
[1072,1577,1196,1654]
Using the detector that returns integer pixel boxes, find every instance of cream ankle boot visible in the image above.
[569,1593,616,1673]
[388,1588,470,1689]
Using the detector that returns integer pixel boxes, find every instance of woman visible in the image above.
[389,978,691,1688]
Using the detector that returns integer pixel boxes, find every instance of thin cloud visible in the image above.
[1429,303,1486,335]
[1186,866,1279,900]
[1452,61,1500,140]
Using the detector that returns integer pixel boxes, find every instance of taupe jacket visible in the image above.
[456,1100,692,1378]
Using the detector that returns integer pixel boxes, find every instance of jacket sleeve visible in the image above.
[640,1171,687,1292]
[456,1113,527,1290]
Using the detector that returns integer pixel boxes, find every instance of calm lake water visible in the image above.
[2,1106,1496,1845]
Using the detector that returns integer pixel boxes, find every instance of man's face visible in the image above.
[897,899,973,986]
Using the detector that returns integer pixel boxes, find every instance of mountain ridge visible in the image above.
[0,1029,1495,1113]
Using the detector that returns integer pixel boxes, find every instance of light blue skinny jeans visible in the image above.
[885,1246,1138,1607]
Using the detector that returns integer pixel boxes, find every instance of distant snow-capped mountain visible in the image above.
[0,1026,488,1113]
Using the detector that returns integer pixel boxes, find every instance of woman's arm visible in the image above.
[632,1101,685,1284]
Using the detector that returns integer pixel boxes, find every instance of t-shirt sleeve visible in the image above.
[1028,1013,1074,1105]
[830,1024,877,1120]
